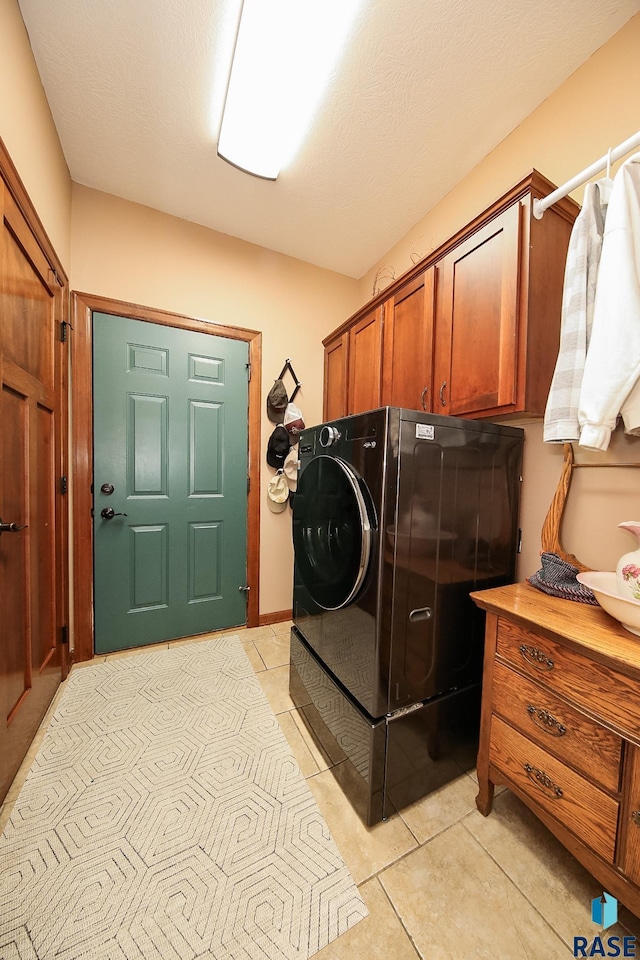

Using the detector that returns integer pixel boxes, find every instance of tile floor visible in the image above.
[3,621,640,959]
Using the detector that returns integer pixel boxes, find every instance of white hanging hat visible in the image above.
[267,471,289,513]
[283,446,299,490]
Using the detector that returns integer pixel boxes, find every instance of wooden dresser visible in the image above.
[471,582,640,916]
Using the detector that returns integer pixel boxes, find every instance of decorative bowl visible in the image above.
[576,571,640,637]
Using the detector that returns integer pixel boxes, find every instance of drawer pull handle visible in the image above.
[526,704,567,737]
[632,811,640,827]
[524,762,563,799]
[519,644,554,671]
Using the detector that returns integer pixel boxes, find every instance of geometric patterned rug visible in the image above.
[0,636,367,959]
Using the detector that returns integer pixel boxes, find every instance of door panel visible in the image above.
[33,403,56,668]
[348,307,382,414]
[323,333,348,421]
[434,203,520,416]
[128,393,167,494]
[3,383,29,724]
[93,313,249,653]
[189,522,222,601]
[190,400,223,494]
[1,181,65,802]
[381,268,435,411]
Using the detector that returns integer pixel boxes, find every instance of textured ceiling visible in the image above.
[17,0,640,278]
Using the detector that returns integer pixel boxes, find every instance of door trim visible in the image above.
[0,137,68,289]
[71,291,262,663]
[0,135,70,682]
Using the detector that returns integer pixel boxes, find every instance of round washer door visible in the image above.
[293,455,373,611]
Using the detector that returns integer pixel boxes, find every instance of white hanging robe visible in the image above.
[578,154,640,451]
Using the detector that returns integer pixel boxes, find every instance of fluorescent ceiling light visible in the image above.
[218,0,362,180]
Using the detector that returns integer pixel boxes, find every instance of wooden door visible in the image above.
[323,331,349,421]
[0,181,66,801]
[93,313,249,653]
[381,268,434,411]
[433,203,521,417]
[347,305,383,415]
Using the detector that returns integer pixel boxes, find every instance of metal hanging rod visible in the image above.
[533,130,640,219]
[572,461,640,468]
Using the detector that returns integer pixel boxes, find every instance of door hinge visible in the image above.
[246,362,251,381]
[61,625,69,645]
[60,476,68,495]
[49,267,64,288]
[247,476,250,493]
[60,320,73,342]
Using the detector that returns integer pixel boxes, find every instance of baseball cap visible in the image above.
[283,402,305,438]
[266,425,289,468]
[266,380,288,423]
[283,446,299,490]
[267,471,289,513]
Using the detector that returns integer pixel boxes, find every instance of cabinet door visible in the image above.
[348,306,383,414]
[619,744,640,885]
[434,203,521,417]
[381,268,434,411]
[323,332,349,421]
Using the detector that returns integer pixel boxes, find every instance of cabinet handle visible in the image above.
[632,811,640,827]
[524,762,563,799]
[527,704,566,737]
[421,386,428,411]
[519,643,554,671]
[439,381,447,406]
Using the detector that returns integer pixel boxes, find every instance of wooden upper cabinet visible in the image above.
[433,204,520,417]
[347,305,383,415]
[381,268,435,411]
[323,171,578,423]
[323,331,349,421]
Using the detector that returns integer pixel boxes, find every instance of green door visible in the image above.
[93,313,249,653]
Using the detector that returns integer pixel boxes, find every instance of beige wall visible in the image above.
[0,0,71,267]
[70,185,361,615]
[358,11,640,580]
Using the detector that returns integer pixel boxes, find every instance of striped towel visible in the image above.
[543,180,610,443]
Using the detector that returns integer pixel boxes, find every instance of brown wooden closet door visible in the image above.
[0,182,65,801]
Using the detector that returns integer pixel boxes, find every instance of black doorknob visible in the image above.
[100,507,128,520]
[0,518,27,535]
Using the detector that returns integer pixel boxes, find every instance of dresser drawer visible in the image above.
[489,716,619,863]
[496,618,640,739]
[492,661,622,794]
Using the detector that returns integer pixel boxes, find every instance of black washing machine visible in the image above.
[289,406,523,824]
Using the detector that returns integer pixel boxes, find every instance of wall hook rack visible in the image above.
[278,358,302,402]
